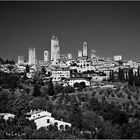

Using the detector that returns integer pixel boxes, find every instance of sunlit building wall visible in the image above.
[44,51,50,62]
[83,42,88,57]
[51,35,60,63]
[78,50,82,57]
[68,53,72,59]
[91,49,97,59]
[18,56,24,64]
[28,47,36,65]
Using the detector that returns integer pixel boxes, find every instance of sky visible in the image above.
[0,1,140,62]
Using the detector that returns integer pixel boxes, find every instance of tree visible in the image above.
[31,127,50,139]
[73,82,79,88]
[118,68,125,82]
[128,68,134,86]
[54,84,63,94]
[70,100,82,129]
[63,86,75,93]
[41,66,46,74]
[7,65,14,71]
[88,97,102,113]
[40,85,49,97]
[130,120,140,139]
[25,65,30,73]
[109,70,114,82]
[79,82,86,91]
[12,94,30,116]
[32,83,41,97]
[101,103,128,125]
[98,121,122,139]
[0,91,9,113]
[81,110,102,131]
[47,79,55,96]
[28,97,52,112]
[138,68,140,77]
[7,92,17,113]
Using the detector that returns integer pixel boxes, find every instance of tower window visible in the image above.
[47,119,50,123]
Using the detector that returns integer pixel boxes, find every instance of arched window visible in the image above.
[60,125,64,130]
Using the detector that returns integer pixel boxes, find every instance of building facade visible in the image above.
[68,77,90,87]
[26,110,71,130]
[51,69,70,81]
[114,55,123,62]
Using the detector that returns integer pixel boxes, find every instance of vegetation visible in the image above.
[1,69,140,139]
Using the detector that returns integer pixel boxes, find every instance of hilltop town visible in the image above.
[1,35,140,139]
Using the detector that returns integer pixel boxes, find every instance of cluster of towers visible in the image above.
[17,35,98,65]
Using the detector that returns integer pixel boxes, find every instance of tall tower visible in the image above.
[91,49,97,59]
[51,35,60,63]
[83,42,88,57]
[44,51,49,62]
[28,47,36,65]
[18,56,24,64]
[78,50,82,57]
[68,53,72,59]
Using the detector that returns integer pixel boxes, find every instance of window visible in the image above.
[55,122,58,126]
[47,119,50,123]
[60,125,64,130]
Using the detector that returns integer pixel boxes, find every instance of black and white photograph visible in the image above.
[0,0,140,139]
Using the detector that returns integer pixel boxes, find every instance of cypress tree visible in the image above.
[47,79,55,96]
[33,83,41,97]
[138,68,140,77]
[128,68,134,86]
[25,65,30,73]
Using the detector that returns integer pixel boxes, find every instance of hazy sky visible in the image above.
[0,1,140,61]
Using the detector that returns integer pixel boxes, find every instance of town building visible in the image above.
[0,113,15,121]
[26,110,71,130]
[69,59,95,73]
[17,65,26,73]
[92,75,109,82]
[51,68,70,82]
[127,60,140,68]
[114,55,123,62]
[68,77,90,87]
[76,59,94,72]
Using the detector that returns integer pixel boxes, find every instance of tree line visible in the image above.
[109,68,140,87]
[0,58,15,65]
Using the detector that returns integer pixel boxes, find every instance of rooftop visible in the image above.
[26,110,44,116]
[0,113,14,116]
[70,77,87,80]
